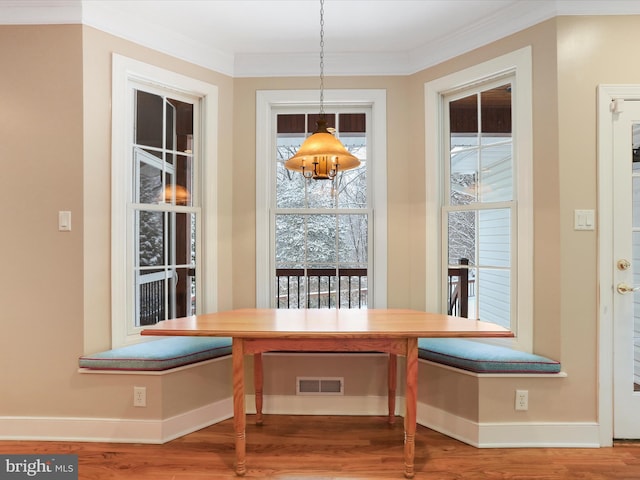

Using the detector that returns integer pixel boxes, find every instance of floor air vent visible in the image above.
[296,377,344,395]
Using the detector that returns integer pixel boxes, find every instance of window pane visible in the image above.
[481,84,511,139]
[338,214,368,264]
[449,94,478,134]
[633,162,640,228]
[477,268,510,329]
[306,215,336,264]
[276,160,306,208]
[137,210,165,266]
[448,211,476,265]
[309,113,335,132]
[165,100,175,151]
[479,143,512,202]
[276,133,306,208]
[633,232,640,286]
[172,212,196,265]
[337,163,367,208]
[175,268,196,317]
[172,154,194,206]
[138,159,163,204]
[478,209,511,267]
[276,271,306,309]
[136,90,163,148]
[339,113,366,133]
[136,269,166,326]
[275,215,305,264]
[307,178,336,209]
[450,147,478,205]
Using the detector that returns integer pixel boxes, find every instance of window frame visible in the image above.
[256,89,387,308]
[425,47,533,351]
[111,54,218,347]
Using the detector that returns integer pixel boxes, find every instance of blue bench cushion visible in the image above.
[79,337,232,371]
[418,338,561,374]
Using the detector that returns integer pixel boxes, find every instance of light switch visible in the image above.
[574,209,595,231]
[58,211,71,232]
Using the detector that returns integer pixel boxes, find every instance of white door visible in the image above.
[612,98,640,438]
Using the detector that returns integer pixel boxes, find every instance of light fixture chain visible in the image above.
[319,0,325,116]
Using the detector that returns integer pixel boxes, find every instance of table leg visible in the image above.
[254,352,263,425]
[232,338,246,476]
[388,353,397,424]
[404,338,418,479]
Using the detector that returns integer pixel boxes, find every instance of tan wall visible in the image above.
[555,14,640,419]
[3,14,640,429]
[0,25,85,416]
[0,24,234,420]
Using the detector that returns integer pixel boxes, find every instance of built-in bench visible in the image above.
[78,337,232,371]
[417,338,561,374]
[78,335,560,376]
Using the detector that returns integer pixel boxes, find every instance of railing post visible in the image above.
[459,258,469,318]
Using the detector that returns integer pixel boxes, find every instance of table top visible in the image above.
[141,308,514,339]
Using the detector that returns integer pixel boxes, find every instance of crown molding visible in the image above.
[557,0,640,16]
[2,0,640,77]
[0,0,81,24]
[81,1,235,76]
[406,1,557,74]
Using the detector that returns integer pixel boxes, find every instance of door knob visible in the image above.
[617,259,631,271]
[617,283,640,294]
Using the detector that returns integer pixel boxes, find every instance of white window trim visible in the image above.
[255,89,387,308]
[425,47,533,351]
[111,54,218,347]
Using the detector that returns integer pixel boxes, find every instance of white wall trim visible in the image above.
[0,397,232,444]
[417,402,601,448]
[0,396,601,448]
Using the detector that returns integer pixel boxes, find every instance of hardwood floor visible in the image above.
[2,415,640,479]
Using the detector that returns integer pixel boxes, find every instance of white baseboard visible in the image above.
[0,396,602,448]
[0,397,233,444]
[417,401,601,448]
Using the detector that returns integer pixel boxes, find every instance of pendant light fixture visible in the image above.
[284,0,360,180]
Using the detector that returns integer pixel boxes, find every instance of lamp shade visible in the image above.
[284,119,360,180]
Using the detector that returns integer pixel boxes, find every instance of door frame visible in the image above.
[597,85,640,446]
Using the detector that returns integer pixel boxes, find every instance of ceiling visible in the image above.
[3,0,640,77]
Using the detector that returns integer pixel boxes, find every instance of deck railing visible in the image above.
[275,261,473,314]
[137,271,168,326]
[447,258,472,318]
[275,268,368,309]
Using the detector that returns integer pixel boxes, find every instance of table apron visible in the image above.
[240,337,410,356]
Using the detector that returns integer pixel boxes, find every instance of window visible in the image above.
[111,55,218,347]
[275,111,369,308]
[425,48,533,350]
[445,80,513,325]
[256,90,387,309]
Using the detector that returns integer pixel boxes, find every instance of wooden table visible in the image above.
[142,308,513,478]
